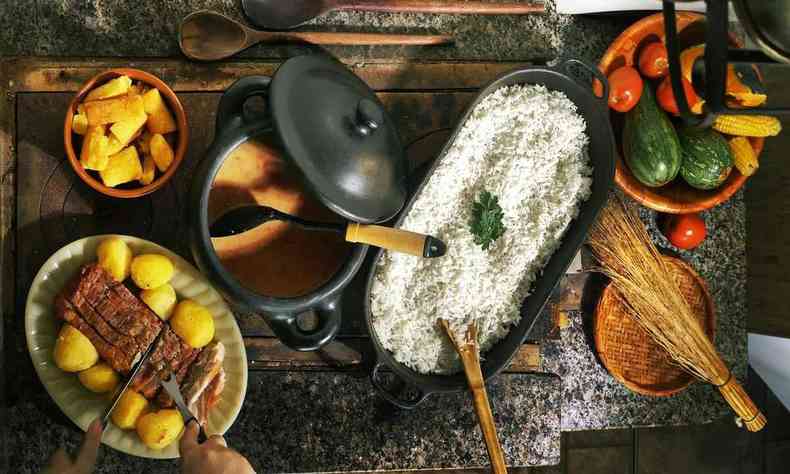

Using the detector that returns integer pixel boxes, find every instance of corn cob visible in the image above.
[728,136,759,177]
[713,115,782,137]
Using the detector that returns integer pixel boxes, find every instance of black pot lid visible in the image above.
[270,55,407,224]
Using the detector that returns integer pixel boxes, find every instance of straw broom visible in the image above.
[589,197,766,432]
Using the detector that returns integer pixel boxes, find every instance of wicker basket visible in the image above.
[594,256,716,397]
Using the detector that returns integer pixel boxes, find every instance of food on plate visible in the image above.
[130,254,175,290]
[100,146,144,187]
[140,283,177,320]
[112,390,150,429]
[53,323,99,372]
[136,409,184,450]
[85,75,132,102]
[78,362,120,393]
[109,111,148,148]
[677,128,733,190]
[660,213,706,250]
[143,89,178,135]
[657,76,703,115]
[370,84,592,374]
[712,115,782,137]
[622,85,682,187]
[139,155,156,185]
[72,113,89,135]
[728,136,759,176]
[170,300,215,349]
[638,42,669,79]
[80,126,110,171]
[97,236,133,282]
[85,94,146,126]
[607,66,643,113]
[149,133,175,172]
[182,342,226,425]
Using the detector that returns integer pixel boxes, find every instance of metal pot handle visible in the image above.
[215,76,272,137]
[267,297,341,352]
[560,58,610,104]
[370,361,428,409]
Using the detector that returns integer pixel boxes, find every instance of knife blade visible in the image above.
[160,373,207,443]
[101,329,164,429]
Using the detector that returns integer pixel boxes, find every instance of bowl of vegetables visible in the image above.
[598,12,777,213]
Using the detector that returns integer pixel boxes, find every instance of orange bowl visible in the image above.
[64,68,188,199]
[598,12,764,214]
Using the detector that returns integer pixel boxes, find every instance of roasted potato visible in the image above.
[170,300,215,348]
[53,324,99,372]
[97,236,133,282]
[85,75,132,102]
[111,390,149,430]
[80,125,109,171]
[142,89,177,135]
[136,409,184,450]
[149,134,174,172]
[85,94,145,126]
[139,155,156,186]
[140,283,177,320]
[100,146,143,188]
[78,362,119,393]
[109,112,148,149]
[130,254,175,290]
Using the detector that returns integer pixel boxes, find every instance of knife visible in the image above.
[161,373,208,443]
[101,329,164,429]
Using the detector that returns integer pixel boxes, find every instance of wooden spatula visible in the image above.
[439,319,507,474]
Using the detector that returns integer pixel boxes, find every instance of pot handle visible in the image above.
[215,76,272,137]
[560,58,609,104]
[267,298,341,352]
[370,361,428,409]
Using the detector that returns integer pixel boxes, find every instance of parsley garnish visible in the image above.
[469,190,506,250]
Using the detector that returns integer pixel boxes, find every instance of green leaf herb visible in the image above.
[469,190,506,250]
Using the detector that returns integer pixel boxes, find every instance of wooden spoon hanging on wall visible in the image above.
[440,319,508,474]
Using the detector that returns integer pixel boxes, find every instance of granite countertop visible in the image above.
[1,1,751,473]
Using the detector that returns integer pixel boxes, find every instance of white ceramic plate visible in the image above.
[25,235,248,459]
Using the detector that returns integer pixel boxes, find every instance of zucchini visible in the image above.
[622,85,683,187]
[678,127,733,190]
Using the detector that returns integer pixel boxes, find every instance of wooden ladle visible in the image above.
[439,319,507,474]
[179,10,453,61]
[243,0,546,30]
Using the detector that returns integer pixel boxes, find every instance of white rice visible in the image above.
[369,84,593,374]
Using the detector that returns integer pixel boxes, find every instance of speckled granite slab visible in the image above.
[6,372,561,473]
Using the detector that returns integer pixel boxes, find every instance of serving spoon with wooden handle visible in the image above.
[439,319,507,474]
[179,10,453,61]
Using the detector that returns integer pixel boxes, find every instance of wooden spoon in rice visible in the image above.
[439,319,507,474]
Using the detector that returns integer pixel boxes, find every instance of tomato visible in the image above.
[639,42,670,79]
[607,66,643,113]
[657,75,702,115]
[661,213,706,250]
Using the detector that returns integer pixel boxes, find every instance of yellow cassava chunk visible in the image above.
[142,89,177,134]
[136,131,153,155]
[80,125,109,171]
[170,300,215,348]
[85,75,132,102]
[78,362,119,393]
[85,94,145,126]
[136,409,184,450]
[97,236,133,282]
[139,155,156,186]
[149,134,174,172]
[110,112,148,148]
[100,146,143,187]
[130,254,175,290]
[140,283,177,320]
[53,324,99,372]
[111,390,149,430]
[72,113,89,135]
[106,135,125,156]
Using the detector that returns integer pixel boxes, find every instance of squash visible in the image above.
[678,127,733,190]
[622,85,683,187]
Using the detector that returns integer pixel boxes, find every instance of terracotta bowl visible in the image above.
[64,68,188,198]
[598,12,764,214]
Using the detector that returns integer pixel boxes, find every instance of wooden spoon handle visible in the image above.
[466,361,508,474]
[345,224,428,257]
[335,0,545,14]
[254,30,452,46]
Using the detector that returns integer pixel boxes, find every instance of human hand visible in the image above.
[43,418,102,474]
[180,420,255,474]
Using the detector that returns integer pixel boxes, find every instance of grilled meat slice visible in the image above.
[194,368,226,426]
[183,342,225,410]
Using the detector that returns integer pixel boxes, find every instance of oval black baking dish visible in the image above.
[363,58,617,408]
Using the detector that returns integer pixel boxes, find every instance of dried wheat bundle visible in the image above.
[589,197,765,432]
